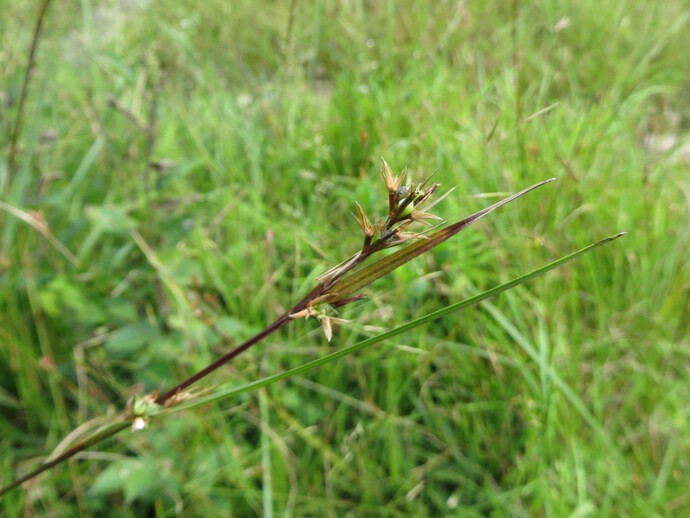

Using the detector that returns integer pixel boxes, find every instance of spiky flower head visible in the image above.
[381,157,406,194]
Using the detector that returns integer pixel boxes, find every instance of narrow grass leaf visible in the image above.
[166,232,626,412]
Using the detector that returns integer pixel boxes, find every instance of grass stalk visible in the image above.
[5,0,52,193]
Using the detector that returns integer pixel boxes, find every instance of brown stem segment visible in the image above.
[155,315,290,405]
[155,282,328,405]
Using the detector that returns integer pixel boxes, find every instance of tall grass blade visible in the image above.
[168,232,626,411]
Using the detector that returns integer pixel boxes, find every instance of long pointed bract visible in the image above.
[324,178,556,302]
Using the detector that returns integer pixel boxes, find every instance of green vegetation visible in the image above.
[1,0,688,515]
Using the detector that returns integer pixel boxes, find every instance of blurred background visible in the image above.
[1,0,689,515]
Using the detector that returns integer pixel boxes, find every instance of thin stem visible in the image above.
[155,282,329,405]
[5,0,52,192]
[0,421,130,497]
[155,314,291,405]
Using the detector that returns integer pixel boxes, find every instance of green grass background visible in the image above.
[1,0,689,516]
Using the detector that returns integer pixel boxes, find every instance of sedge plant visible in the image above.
[0,159,625,496]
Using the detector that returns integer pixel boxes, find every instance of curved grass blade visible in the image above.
[166,232,626,412]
